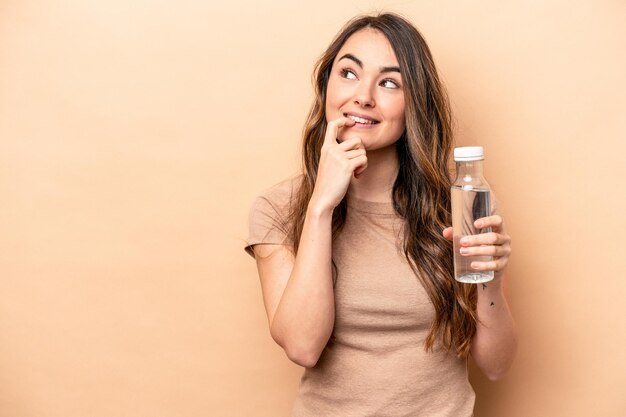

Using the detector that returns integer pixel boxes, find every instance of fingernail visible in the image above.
[460,237,469,245]
[475,220,483,227]
[460,248,469,255]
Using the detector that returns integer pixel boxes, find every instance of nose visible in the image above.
[354,82,375,108]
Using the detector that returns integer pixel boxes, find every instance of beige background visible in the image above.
[1,0,624,416]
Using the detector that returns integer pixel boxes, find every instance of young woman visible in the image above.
[245,12,516,416]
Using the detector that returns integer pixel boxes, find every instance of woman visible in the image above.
[244,12,516,416]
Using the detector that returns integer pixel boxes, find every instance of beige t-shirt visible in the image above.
[245,176,475,417]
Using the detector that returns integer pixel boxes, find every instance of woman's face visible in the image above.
[325,28,406,150]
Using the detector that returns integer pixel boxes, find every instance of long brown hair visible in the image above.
[285,12,477,358]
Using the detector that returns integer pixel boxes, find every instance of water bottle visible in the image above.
[451,146,494,283]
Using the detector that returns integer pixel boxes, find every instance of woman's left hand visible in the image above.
[442,215,512,281]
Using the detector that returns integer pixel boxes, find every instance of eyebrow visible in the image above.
[338,53,401,74]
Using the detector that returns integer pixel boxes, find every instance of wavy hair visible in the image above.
[284,12,477,358]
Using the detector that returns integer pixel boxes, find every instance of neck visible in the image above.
[347,145,398,203]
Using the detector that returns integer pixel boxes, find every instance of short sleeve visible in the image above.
[244,177,298,259]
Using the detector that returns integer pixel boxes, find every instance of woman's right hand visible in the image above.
[310,117,368,212]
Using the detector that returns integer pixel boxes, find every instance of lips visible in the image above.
[344,112,380,124]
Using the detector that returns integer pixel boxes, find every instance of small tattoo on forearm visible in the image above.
[490,301,495,306]
[482,284,487,290]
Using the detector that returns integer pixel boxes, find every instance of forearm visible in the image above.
[470,277,517,380]
[270,203,335,367]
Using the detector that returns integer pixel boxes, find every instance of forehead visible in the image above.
[335,28,399,67]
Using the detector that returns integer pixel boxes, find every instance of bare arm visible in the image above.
[443,213,517,380]
[254,202,335,368]
[252,117,367,368]
[469,277,517,380]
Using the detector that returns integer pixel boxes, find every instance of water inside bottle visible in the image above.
[451,185,494,283]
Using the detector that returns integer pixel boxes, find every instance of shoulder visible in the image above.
[252,174,304,215]
[245,174,303,257]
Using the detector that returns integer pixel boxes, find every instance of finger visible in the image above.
[351,155,368,177]
[460,232,510,247]
[474,215,503,231]
[354,167,368,178]
[345,149,366,159]
[470,257,508,272]
[324,117,356,146]
[337,137,363,151]
[459,243,511,257]
[442,227,453,241]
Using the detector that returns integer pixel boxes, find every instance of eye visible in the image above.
[381,79,400,89]
[340,68,357,80]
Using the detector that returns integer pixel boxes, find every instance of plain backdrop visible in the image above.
[1,0,624,416]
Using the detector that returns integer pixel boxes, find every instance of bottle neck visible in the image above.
[455,159,485,178]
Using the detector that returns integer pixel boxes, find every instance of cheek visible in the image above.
[326,83,342,113]
[383,98,405,128]
[394,97,406,121]
[385,104,405,139]
[397,112,406,129]
[325,91,338,121]
[394,98,406,130]
[379,93,404,114]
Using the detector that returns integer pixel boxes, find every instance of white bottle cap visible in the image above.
[454,146,484,161]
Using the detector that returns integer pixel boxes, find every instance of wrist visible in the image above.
[478,277,505,296]
[307,200,334,219]
[308,195,335,218]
